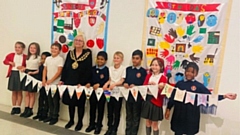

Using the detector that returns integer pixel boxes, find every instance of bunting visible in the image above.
[130,87,139,101]
[85,87,94,99]
[119,87,129,101]
[76,86,84,100]
[95,88,104,101]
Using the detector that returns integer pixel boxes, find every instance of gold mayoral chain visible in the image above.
[70,50,90,69]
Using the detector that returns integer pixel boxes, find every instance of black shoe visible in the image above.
[65,121,74,129]
[85,124,95,132]
[110,131,117,135]
[20,107,29,117]
[33,115,41,120]
[24,109,33,118]
[10,108,16,115]
[49,118,58,125]
[15,108,21,114]
[43,117,52,123]
[94,127,102,134]
[75,122,83,131]
[39,115,47,121]
[104,129,112,135]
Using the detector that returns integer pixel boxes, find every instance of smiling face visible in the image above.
[15,43,24,54]
[74,35,85,49]
[29,44,37,55]
[113,54,123,66]
[132,55,142,67]
[185,67,197,81]
[51,45,60,57]
[150,60,161,74]
[97,55,106,67]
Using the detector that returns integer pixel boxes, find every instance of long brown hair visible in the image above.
[27,42,40,60]
[149,57,165,73]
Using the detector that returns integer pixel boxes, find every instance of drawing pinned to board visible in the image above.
[59,35,67,44]
[87,39,95,48]
[146,8,159,18]
[150,26,161,36]
[167,12,177,24]
[158,12,166,24]
[203,72,211,87]
[185,13,196,24]
[164,34,175,43]
[207,31,220,44]
[204,48,218,66]
[176,13,184,25]
[100,0,109,9]
[147,38,156,46]
[206,15,218,27]
[96,38,104,49]
[53,0,62,8]
[198,14,205,27]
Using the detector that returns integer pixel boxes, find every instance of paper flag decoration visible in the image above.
[19,71,26,81]
[50,85,57,98]
[130,87,139,101]
[104,90,111,102]
[85,87,94,99]
[45,85,50,95]
[185,92,196,105]
[76,86,84,100]
[25,75,33,86]
[174,88,186,102]
[68,85,76,99]
[111,87,120,101]
[95,88,104,101]
[31,79,38,89]
[58,85,67,98]
[138,86,148,100]
[208,94,218,106]
[197,94,208,106]
[37,81,42,92]
[161,84,174,98]
[148,85,159,99]
[119,87,129,100]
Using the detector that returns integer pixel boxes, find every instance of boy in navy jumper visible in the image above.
[123,50,147,135]
[85,51,109,134]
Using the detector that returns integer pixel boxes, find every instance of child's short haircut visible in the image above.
[51,42,62,50]
[186,62,199,73]
[16,41,26,49]
[42,51,51,57]
[97,51,108,60]
[132,49,143,59]
[114,51,124,59]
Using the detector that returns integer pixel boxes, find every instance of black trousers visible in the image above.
[89,92,106,127]
[107,97,123,132]
[37,87,49,117]
[48,89,60,119]
[125,101,142,135]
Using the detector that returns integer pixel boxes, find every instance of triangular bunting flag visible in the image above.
[119,87,129,101]
[208,94,218,106]
[50,85,57,98]
[130,87,139,101]
[58,85,67,98]
[68,85,76,99]
[185,92,196,105]
[138,86,148,100]
[31,78,38,89]
[95,88,104,101]
[76,86,84,100]
[174,88,186,102]
[85,87,94,99]
[161,84,168,95]
[148,85,158,99]
[197,94,208,106]
[45,85,50,95]
[104,90,111,102]
[19,71,26,81]
[25,75,33,86]
[37,81,42,92]
[167,85,174,98]
[111,87,120,101]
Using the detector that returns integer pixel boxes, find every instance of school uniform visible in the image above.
[61,49,92,130]
[44,55,64,121]
[21,55,40,92]
[124,66,147,135]
[107,65,126,133]
[141,73,167,121]
[88,65,109,129]
[167,80,225,135]
[3,53,27,91]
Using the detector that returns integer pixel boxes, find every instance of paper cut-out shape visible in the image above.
[198,14,205,27]
[19,71,26,81]
[68,86,76,99]
[208,94,218,106]
[207,31,220,44]
[97,22,104,35]
[138,86,148,100]
[104,90,111,102]
[130,87,139,101]
[25,75,33,86]
[148,85,158,99]
[58,85,67,98]
[185,92,196,105]
[146,8,159,18]
[87,39,95,48]
[85,87,94,99]
[197,94,208,106]
[158,12,166,24]
[96,38,104,49]
[167,12,177,24]
[76,86,84,100]
[31,79,38,89]
[174,88,186,102]
[119,87,129,101]
[206,15,217,27]
[37,81,42,92]
[50,85,57,98]
[185,13,196,24]
[111,87,120,101]
[147,38,156,46]
[95,88,104,101]
[45,85,50,95]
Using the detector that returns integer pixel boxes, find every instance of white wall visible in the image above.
[0,0,239,135]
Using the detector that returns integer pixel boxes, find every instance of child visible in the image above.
[123,50,147,135]
[103,51,126,135]
[85,51,109,134]
[33,52,51,121]
[165,62,237,135]
[141,57,167,135]
[42,43,64,125]
[3,41,26,115]
[20,42,41,118]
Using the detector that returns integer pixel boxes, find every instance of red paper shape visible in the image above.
[87,40,95,48]
[88,16,96,27]
[74,18,81,28]
[96,38,104,49]
[62,44,69,53]
[89,0,96,9]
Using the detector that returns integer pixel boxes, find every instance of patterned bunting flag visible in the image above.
[185,92,196,105]
[31,78,38,89]
[148,85,159,99]
[208,94,218,106]
[197,94,208,106]
[95,88,104,101]
[85,87,94,99]
[162,84,174,98]
[174,88,186,102]
[25,75,33,86]
[130,87,139,101]
[67,85,76,99]
[104,90,111,102]
[37,81,42,92]
[50,85,57,98]
[119,87,129,101]
[111,87,120,101]
[45,85,50,96]
[138,86,148,100]
[76,86,84,100]
[58,85,67,98]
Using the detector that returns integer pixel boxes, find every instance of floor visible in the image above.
[0,104,106,135]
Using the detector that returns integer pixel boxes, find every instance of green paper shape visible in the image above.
[147,38,155,46]
[199,28,207,34]
[57,28,64,33]
[73,29,78,37]
[68,42,73,46]
[57,20,65,27]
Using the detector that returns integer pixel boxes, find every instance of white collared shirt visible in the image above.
[26,55,41,70]
[12,53,23,71]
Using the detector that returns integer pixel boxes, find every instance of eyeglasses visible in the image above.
[74,39,84,42]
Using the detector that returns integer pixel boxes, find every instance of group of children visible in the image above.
[3,40,236,135]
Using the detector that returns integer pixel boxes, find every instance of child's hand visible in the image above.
[149,82,156,85]
[123,83,129,89]
[93,84,100,90]
[85,83,91,88]
[165,109,170,120]
[224,93,237,100]
[46,80,52,85]
[42,80,46,86]
[28,72,33,75]
[158,82,165,89]
[77,84,81,88]
[58,81,64,85]
[9,62,15,67]
[129,84,135,88]
[109,84,116,90]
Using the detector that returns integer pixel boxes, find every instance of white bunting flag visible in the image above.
[174,88,186,102]
[25,75,33,86]
[111,87,120,101]
[85,87,94,99]
[95,88,104,101]
[119,87,129,101]
[208,94,218,106]
[130,87,139,101]
[138,86,148,100]
[37,81,42,92]
[185,92,196,105]
[197,94,208,106]
[45,85,50,95]
[68,85,76,99]
[58,85,67,98]
[50,85,57,98]
[148,85,159,99]
[76,86,84,100]
[19,71,26,81]
[31,78,38,89]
